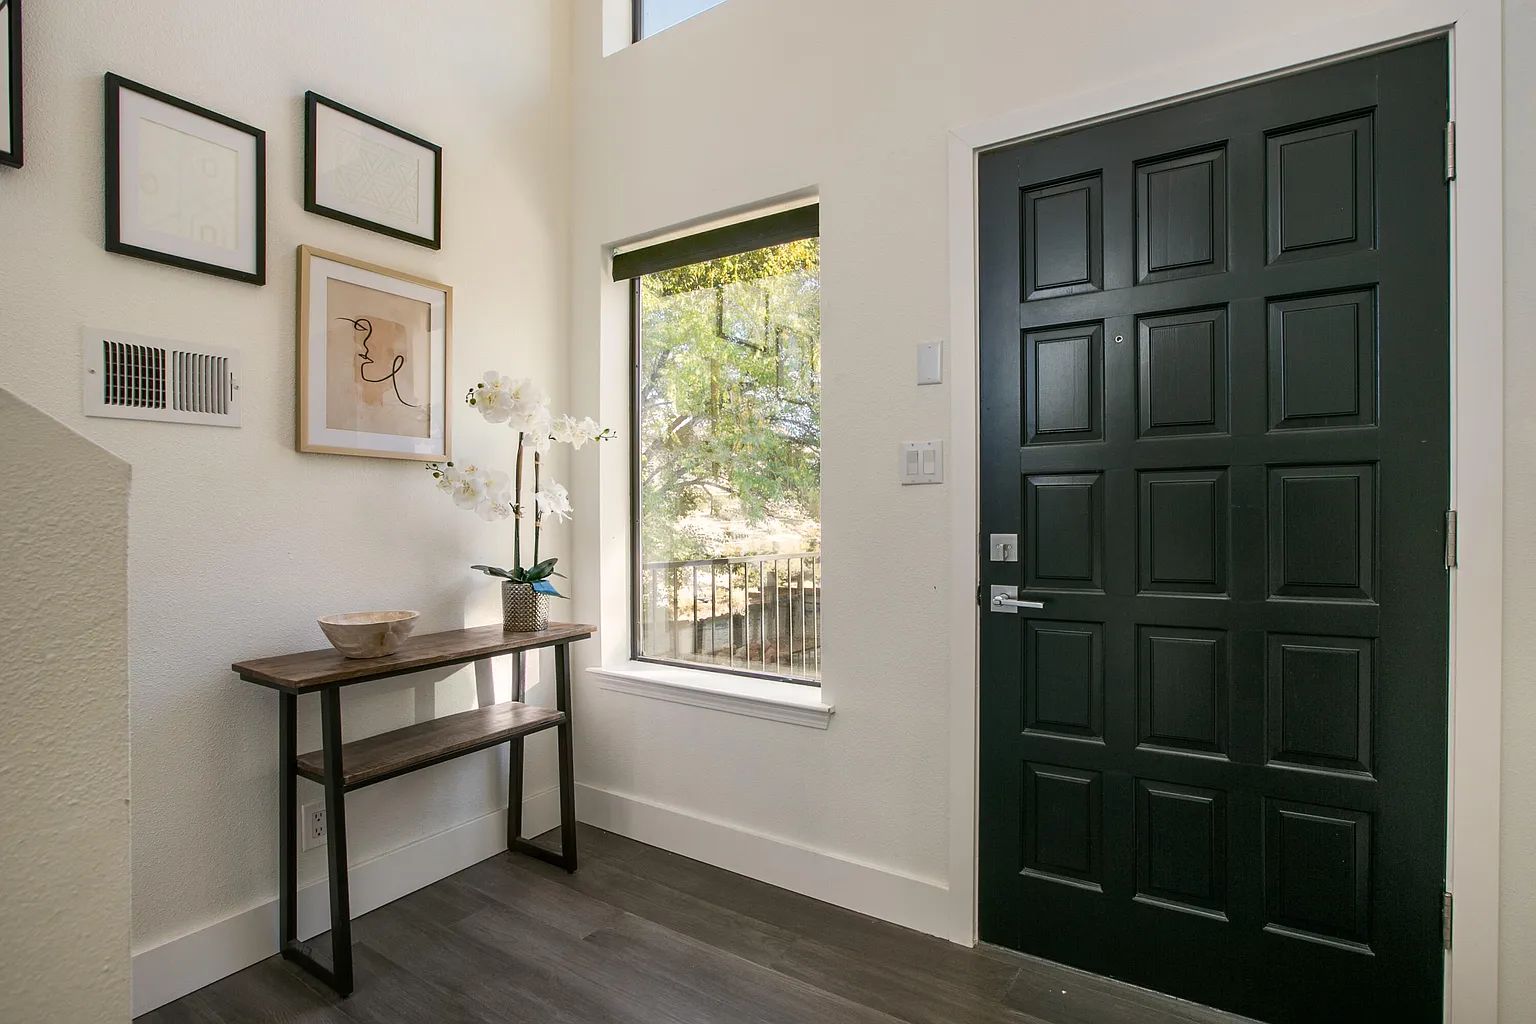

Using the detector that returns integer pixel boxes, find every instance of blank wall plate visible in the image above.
[917,341,943,385]
[900,440,944,485]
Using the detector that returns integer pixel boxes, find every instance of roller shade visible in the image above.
[612,205,819,281]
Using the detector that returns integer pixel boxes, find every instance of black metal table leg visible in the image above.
[507,651,525,848]
[279,692,297,947]
[553,641,578,872]
[278,689,353,997]
[508,643,579,873]
[319,687,354,995]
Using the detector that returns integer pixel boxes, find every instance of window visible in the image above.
[632,0,728,40]
[618,207,821,684]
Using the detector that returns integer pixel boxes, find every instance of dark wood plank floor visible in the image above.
[138,825,1252,1024]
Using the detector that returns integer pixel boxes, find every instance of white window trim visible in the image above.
[589,661,834,729]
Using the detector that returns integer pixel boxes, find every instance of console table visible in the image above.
[232,622,595,997]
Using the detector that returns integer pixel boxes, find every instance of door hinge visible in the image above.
[1444,510,1458,569]
[1442,891,1454,950]
[1446,121,1457,181]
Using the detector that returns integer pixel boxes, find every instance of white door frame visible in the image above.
[944,4,1503,1020]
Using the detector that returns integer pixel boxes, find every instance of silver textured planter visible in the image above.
[502,581,550,632]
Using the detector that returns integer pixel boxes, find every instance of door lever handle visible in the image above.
[988,585,1045,612]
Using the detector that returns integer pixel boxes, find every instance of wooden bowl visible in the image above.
[317,611,419,659]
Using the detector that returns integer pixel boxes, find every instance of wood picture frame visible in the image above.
[304,92,442,249]
[1,0,21,168]
[104,73,266,284]
[297,245,452,461]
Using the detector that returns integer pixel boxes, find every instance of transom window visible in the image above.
[617,207,822,684]
[633,0,728,40]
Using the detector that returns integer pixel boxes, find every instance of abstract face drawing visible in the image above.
[324,278,431,438]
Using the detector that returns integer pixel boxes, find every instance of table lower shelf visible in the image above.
[295,700,565,791]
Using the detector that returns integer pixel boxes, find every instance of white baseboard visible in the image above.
[133,784,954,1016]
[574,782,953,938]
[130,787,561,1017]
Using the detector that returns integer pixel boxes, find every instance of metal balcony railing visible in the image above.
[638,553,821,684]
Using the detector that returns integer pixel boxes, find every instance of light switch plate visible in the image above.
[900,440,944,485]
[917,341,943,385]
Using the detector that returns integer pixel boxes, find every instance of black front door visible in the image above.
[978,40,1450,1023]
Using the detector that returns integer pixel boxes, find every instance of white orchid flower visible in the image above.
[451,474,487,510]
[535,481,573,522]
[474,498,512,522]
[525,429,553,458]
[482,468,511,496]
[550,414,579,445]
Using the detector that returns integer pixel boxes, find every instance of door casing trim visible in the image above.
[944,6,1502,1021]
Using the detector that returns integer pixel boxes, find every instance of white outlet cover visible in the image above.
[301,801,327,851]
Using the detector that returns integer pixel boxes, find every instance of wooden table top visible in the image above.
[232,622,596,692]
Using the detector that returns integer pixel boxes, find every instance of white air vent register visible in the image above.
[82,328,241,427]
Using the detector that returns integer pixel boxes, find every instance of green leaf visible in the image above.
[469,564,516,581]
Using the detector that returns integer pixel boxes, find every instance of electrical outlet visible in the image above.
[301,801,327,851]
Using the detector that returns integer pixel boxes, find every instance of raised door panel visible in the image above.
[1267,635,1373,774]
[1268,289,1377,430]
[1022,174,1104,300]
[1137,307,1229,438]
[1135,780,1228,919]
[1268,464,1376,602]
[1264,800,1372,951]
[1025,620,1104,740]
[1025,322,1104,444]
[1139,469,1228,595]
[1025,473,1104,592]
[1137,146,1227,283]
[1136,626,1229,757]
[1023,763,1103,890]
[1266,114,1375,264]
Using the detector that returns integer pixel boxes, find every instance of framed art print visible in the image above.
[297,246,451,461]
[0,0,21,168]
[305,92,442,249]
[104,73,265,283]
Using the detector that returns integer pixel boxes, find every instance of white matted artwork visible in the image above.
[298,246,451,461]
[305,92,441,249]
[104,73,265,283]
[0,0,17,168]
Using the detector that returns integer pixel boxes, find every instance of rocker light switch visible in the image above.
[900,441,943,485]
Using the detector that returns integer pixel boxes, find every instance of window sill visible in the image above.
[588,662,835,729]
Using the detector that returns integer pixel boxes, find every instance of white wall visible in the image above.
[0,0,573,1006]
[0,391,131,1023]
[568,1,1530,1018]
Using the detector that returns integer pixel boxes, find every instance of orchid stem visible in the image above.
[533,450,542,567]
[513,434,525,573]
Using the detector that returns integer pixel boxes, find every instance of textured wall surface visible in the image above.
[1502,1,1536,1018]
[0,0,572,958]
[0,390,131,1023]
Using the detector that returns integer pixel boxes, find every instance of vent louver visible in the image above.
[82,329,241,427]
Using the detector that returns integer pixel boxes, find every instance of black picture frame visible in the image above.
[104,73,266,285]
[304,92,442,250]
[1,0,22,168]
